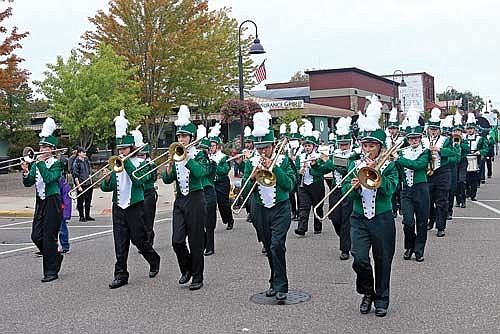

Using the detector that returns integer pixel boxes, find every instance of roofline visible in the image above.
[381,72,434,79]
[304,67,398,86]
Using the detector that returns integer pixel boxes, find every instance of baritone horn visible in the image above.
[0,147,68,170]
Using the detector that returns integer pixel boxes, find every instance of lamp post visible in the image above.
[392,70,407,111]
[445,86,454,114]
[238,20,265,149]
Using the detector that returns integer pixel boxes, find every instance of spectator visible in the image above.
[58,176,71,253]
[73,147,95,222]
[67,146,78,186]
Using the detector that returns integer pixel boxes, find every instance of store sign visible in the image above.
[397,75,424,112]
[258,100,304,110]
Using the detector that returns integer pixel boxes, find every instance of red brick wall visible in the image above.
[265,81,309,90]
[309,71,396,97]
[310,96,351,109]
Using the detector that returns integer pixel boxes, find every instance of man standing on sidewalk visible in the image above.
[73,147,95,222]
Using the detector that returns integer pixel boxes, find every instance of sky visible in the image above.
[4,0,500,108]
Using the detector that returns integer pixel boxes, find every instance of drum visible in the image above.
[466,154,479,172]
[333,156,349,168]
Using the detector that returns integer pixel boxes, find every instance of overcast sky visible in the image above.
[6,0,500,108]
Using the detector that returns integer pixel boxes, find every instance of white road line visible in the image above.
[452,216,500,220]
[473,201,500,215]
[0,242,33,246]
[0,220,33,228]
[480,200,500,202]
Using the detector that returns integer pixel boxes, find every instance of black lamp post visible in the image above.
[445,86,454,114]
[238,20,265,149]
[392,70,406,111]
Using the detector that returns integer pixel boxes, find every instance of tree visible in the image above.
[35,44,147,150]
[277,109,304,130]
[436,89,484,113]
[289,71,309,82]
[81,0,257,149]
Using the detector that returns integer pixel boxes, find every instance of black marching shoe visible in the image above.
[149,265,160,278]
[470,197,477,201]
[359,295,373,314]
[189,282,203,291]
[460,203,466,208]
[178,272,192,285]
[403,249,413,260]
[276,292,287,300]
[265,287,277,297]
[446,214,453,220]
[261,246,267,254]
[294,229,306,236]
[415,255,424,262]
[455,202,461,208]
[204,250,214,256]
[109,278,128,289]
[375,308,388,317]
[41,274,58,283]
[339,252,350,261]
[79,217,86,222]
[226,222,234,230]
[427,222,434,231]
[313,230,322,234]
[85,216,95,221]
[437,230,445,237]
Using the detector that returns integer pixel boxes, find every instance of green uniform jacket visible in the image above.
[142,161,157,191]
[342,159,399,216]
[23,159,63,198]
[200,151,216,188]
[396,148,429,186]
[215,155,230,181]
[162,151,205,193]
[458,141,471,159]
[432,137,460,169]
[295,153,324,184]
[241,154,296,207]
[100,158,146,206]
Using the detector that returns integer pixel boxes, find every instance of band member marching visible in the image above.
[238,126,256,223]
[101,112,161,289]
[395,107,429,262]
[162,105,206,290]
[342,95,399,317]
[464,113,489,201]
[22,117,64,282]
[423,108,460,237]
[241,110,296,301]
[453,113,469,208]
[288,120,301,221]
[440,115,459,220]
[294,121,325,236]
[386,108,405,218]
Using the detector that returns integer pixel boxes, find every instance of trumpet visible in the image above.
[132,137,203,180]
[69,144,147,199]
[231,138,288,214]
[226,150,250,163]
[451,133,462,144]
[0,147,68,170]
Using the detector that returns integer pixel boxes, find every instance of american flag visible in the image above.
[254,59,267,84]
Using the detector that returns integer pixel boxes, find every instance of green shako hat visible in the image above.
[175,105,196,136]
[195,124,210,149]
[465,112,477,129]
[441,115,454,134]
[113,109,134,148]
[404,107,424,137]
[387,108,399,128]
[335,116,352,144]
[130,125,147,151]
[252,109,275,148]
[453,112,464,131]
[279,123,289,139]
[208,122,222,145]
[244,126,255,142]
[427,108,442,129]
[359,95,386,145]
[39,117,58,148]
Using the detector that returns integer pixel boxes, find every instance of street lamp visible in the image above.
[238,20,265,149]
[392,70,407,111]
[445,86,454,114]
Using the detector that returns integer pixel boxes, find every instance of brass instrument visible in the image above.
[427,136,437,176]
[226,150,249,163]
[231,138,288,214]
[452,133,462,144]
[132,137,203,180]
[69,143,147,199]
[0,147,68,170]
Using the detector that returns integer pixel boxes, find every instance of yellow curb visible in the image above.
[0,210,34,217]
[101,209,112,215]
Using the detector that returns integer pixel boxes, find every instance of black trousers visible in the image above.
[77,185,93,218]
[204,186,217,252]
[172,190,206,283]
[328,188,352,252]
[289,184,299,218]
[428,167,451,231]
[297,181,325,232]
[253,200,291,293]
[350,211,395,309]
[143,188,158,247]
[448,163,457,215]
[479,158,486,182]
[485,156,493,177]
[391,175,402,214]
[215,176,234,225]
[466,171,479,200]
[401,183,429,257]
[112,202,160,281]
[456,158,467,205]
[31,195,63,277]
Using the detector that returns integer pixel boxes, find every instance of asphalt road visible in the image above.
[1,173,500,333]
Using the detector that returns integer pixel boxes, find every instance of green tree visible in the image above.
[277,109,304,129]
[437,89,484,112]
[81,0,257,149]
[289,71,308,82]
[35,44,147,150]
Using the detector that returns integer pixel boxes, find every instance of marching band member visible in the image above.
[395,107,429,262]
[423,108,459,237]
[294,121,325,236]
[241,110,296,301]
[196,125,217,256]
[163,105,207,290]
[288,120,301,221]
[239,126,256,223]
[101,113,160,289]
[315,116,353,260]
[464,113,489,201]
[441,115,459,220]
[209,122,235,230]
[386,108,405,218]
[22,117,64,282]
[453,113,469,208]
[342,95,399,317]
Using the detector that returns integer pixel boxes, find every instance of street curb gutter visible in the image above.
[0,210,34,217]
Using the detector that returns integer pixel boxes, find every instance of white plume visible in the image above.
[357,111,367,132]
[289,121,298,134]
[328,132,336,141]
[196,124,207,140]
[279,123,287,134]
[389,107,398,122]
[130,125,145,147]
[363,95,382,131]
[401,118,409,130]
[244,126,252,137]
[301,120,313,137]
[174,105,191,126]
[39,117,57,138]
[406,106,421,128]
[441,115,454,129]
[252,111,272,137]
[208,122,221,138]
[312,130,320,140]
[429,108,441,122]
[113,110,129,138]
[335,117,351,136]
[453,112,462,127]
[466,112,476,124]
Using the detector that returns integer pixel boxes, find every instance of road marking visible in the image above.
[480,200,500,202]
[0,220,32,228]
[473,201,500,215]
[452,216,500,220]
[0,242,33,246]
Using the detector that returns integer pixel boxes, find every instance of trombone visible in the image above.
[69,143,147,200]
[132,137,203,180]
[231,138,288,215]
[0,147,68,170]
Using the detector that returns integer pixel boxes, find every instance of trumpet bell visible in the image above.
[109,156,124,173]
[256,170,276,187]
[358,167,381,190]
[169,143,186,162]
[452,134,462,144]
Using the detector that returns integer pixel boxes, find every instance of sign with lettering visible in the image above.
[397,75,424,112]
[257,100,304,110]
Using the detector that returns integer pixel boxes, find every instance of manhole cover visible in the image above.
[250,290,311,305]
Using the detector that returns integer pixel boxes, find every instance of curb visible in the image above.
[0,210,34,217]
